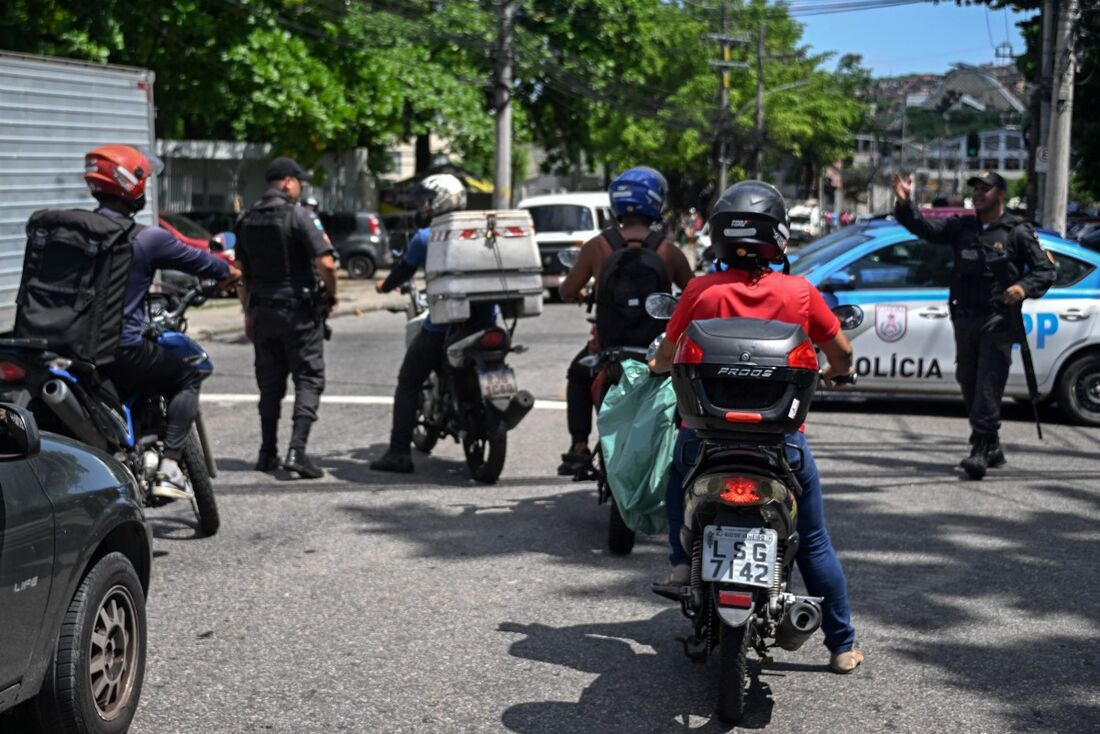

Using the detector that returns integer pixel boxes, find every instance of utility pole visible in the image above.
[1042,0,1078,235]
[754,24,765,179]
[1035,0,1057,215]
[707,3,748,194]
[493,0,515,210]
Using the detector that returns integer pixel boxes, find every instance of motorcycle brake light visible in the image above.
[719,477,763,504]
[718,591,753,608]
[787,339,818,370]
[673,335,704,365]
[368,215,381,235]
[0,362,26,381]
[479,330,505,348]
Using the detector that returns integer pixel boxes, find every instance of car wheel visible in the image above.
[34,552,146,734]
[346,254,376,280]
[1056,352,1100,426]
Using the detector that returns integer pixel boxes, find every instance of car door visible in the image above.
[0,460,54,692]
[820,239,958,394]
[1010,247,1100,396]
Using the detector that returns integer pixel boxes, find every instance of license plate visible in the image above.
[701,526,778,588]
[477,367,518,399]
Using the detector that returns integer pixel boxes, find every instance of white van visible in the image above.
[517,192,614,297]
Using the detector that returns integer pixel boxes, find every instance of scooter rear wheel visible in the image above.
[717,621,750,723]
[463,432,507,484]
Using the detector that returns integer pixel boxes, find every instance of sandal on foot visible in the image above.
[829,649,864,674]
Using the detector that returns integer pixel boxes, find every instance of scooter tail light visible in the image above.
[718,591,754,608]
[719,477,764,505]
[673,335,704,365]
[0,362,26,381]
[787,339,819,370]
[479,330,505,348]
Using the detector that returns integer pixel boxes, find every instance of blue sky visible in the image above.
[796,2,1039,77]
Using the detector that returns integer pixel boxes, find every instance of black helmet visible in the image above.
[708,180,791,263]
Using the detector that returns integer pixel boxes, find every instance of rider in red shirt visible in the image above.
[650,180,863,674]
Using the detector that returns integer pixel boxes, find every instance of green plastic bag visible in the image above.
[597,359,677,535]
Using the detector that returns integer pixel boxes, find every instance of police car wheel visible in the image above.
[1056,353,1100,427]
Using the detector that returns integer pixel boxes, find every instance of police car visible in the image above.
[790,220,1100,426]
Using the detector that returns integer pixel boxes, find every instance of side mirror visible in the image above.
[0,403,41,460]
[208,232,234,254]
[832,304,865,330]
[557,247,581,269]
[208,238,223,253]
[645,292,679,320]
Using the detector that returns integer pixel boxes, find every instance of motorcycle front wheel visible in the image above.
[717,621,750,724]
[182,428,220,537]
[607,497,636,555]
[463,432,507,484]
[412,379,440,453]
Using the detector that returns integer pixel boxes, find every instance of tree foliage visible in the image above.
[0,0,869,200]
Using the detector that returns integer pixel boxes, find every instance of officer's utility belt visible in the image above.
[249,295,310,310]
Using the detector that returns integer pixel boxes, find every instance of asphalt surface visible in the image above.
[109,301,1100,733]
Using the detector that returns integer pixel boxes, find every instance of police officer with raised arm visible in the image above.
[892,171,1055,479]
[235,157,338,479]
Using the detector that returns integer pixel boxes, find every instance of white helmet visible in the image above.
[414,174,466,217]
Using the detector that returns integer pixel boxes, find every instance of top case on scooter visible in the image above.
[671,317,819,439]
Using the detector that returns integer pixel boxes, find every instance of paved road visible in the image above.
[120,301,1100,733]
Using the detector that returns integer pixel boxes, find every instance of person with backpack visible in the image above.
[85,145,239,497]
[556,166,693,476]
[648,180,862,674]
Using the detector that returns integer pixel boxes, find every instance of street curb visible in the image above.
[191,300,400,340]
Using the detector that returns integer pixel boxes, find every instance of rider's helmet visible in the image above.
[608,166,667,221]
[708,180,790,264]
[84,145,163,212]
[413,174,467,222]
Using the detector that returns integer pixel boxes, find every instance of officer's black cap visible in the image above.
[265,156,312,182]
[967,170,1006,191]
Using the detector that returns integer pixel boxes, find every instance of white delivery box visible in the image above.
[425,210,544,323]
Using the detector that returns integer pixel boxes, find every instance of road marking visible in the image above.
[200,393,567,410]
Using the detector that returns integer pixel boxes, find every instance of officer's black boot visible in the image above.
[255,417,281,472]
[986,438,1006,469]
[284,418,323,479]
[960,437,992,480]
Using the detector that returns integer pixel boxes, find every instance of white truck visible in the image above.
[0,51,157,332]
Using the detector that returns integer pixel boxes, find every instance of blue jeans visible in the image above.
[665,428,857,654]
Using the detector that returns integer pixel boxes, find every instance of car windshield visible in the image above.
[161,212,211,239]
[526,205,594,233]
[790,229,874,276]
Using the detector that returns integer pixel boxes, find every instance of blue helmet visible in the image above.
[608,166,667,221]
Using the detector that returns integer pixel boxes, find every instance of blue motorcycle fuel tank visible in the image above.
[156,331,214,374]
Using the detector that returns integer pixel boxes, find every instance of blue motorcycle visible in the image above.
[0,284,220,536]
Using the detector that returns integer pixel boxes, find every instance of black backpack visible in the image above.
[595,227,672,349]
[14,210,137,366]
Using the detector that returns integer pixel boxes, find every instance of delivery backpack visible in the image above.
[14,210,137,366]
[595,227,671,348]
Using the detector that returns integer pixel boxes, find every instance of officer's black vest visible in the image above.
[238,198,316,295]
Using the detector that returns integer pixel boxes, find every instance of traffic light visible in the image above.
[966,132,980,158]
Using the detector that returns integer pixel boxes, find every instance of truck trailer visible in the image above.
[0,51,157,332]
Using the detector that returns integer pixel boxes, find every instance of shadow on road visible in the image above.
[497,610,774,733]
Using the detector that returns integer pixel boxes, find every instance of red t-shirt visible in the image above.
[666,269,839,345]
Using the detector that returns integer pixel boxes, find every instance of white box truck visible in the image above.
[0,51,157,332]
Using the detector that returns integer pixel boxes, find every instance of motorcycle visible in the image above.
[646,292,863,723]
[0,283,221,536]
[386,284,535,484]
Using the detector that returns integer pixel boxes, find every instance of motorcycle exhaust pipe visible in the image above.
[500,390,535,430]
[42,379,109,451]
[774,598,823,652]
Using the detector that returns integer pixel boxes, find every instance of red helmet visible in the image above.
[84,145,163,210]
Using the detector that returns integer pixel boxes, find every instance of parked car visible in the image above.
[182,210,238,236]
[319,211,393,279]
[790,221,1100,425]
[158,211,236,293]
[518,192,614,299]
[0,403,151,732]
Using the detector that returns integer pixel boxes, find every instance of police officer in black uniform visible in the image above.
[235,157,338,479]
[893,170,1055,479]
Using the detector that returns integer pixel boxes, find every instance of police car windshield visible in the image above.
[790,229,873,276]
